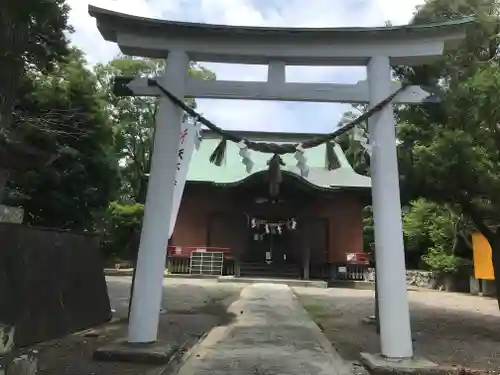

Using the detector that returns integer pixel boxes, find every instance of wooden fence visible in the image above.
[0,223,111,347]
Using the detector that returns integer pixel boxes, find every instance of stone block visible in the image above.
[360,353,480,375]
[481,279,496,297]
[94,340,178,365]
[360,353,439,375]
[469,277,480,295]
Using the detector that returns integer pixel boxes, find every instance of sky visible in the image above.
[68,0,426,133]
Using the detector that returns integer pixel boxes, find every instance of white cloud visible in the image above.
[69,0,425,133]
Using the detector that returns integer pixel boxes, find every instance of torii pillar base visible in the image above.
[359,353,471,375]
[94,340,178,365]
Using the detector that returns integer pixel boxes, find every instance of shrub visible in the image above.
[422,246,471,274]
[99,201,144,261]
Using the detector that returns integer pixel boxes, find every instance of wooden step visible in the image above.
[239,262,301,279]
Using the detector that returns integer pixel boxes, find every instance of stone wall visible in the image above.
[357,268,478,294]
[367,269,440,289]
[406,270,436,289]
[0,223,111,347]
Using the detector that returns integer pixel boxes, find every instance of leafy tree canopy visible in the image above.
[394,0,500,306]
[94,56,216,203]
[6,48,119,230]
[1,0,72,131]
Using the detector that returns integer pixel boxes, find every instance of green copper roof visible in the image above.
[187,132,371,190]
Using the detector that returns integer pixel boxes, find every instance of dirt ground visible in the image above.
[29,278,500,374]
[33,277,245,375]
[295,286,500,373]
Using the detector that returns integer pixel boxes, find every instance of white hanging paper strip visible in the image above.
[244,159,254,173]
[353,126,365,142]
[352,126,373,158]
[194,124,202,150]
[294,144,306,162]
[294,143,310,177]
[299,164,310,178]
[238,140,254,173]
[356,134,373,156]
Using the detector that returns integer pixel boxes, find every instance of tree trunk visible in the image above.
[0,169,9,203]
[459,198,500,310]
[490,237,500,310]
[136,177,148,205]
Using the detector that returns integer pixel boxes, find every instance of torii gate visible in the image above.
[89,5,471,360]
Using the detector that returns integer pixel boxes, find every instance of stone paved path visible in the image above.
[176,283,351,375]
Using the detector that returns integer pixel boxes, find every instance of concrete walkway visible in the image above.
[176,283,351,375]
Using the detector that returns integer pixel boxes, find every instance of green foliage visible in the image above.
[94,56,216,203]
[100,201,144,261]
[6,48,119,229]
[422,248,471,274]
[403,199,454,253]
[362,206,375,258]
[394,0,500,209]
[390,0,500,299]
[403,199,469,272]
[1,0,72,130]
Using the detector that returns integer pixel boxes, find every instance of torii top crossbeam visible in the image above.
[89,5,472,66]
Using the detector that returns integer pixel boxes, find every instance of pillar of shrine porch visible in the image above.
[367,55,413,359]
[127,50,190,344]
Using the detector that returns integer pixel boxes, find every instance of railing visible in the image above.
[165,247,371,281]
[332,252,371,281]
[166,246,234,275]
[167,245,233,259]
[334,264,370,281]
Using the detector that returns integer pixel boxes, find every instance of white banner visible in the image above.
[168,119,200,238]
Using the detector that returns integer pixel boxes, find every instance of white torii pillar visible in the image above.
[127,50,190,343]
[367,56,413,358]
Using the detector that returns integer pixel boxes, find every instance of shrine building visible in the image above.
[168,129,371,280]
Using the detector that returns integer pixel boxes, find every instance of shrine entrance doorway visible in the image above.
[246,215,296,265]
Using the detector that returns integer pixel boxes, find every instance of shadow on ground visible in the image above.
[295,289,500,372]
[33,282,240,375]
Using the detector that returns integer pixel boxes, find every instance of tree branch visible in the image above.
[459,196,496,244]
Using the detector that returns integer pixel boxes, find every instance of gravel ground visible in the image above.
[34,277,245,375]
[295,287,500,373]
